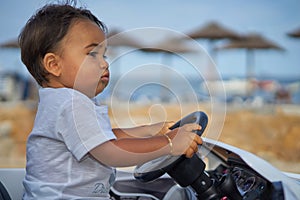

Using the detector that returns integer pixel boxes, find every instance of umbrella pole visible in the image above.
[160,53,172,102]
[246,49,255,97]
[246,49,255,80]
[208,40,217,64]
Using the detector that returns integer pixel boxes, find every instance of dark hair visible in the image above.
[18,2,107,86]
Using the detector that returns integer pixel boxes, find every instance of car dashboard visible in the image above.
[202,142,285,199]
[111,141,295,200]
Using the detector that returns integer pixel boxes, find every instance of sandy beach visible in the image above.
[0,100,300,174]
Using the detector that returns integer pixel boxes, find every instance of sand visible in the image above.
[0,100,299,173]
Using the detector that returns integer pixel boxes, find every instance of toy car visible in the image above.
[1,112,300,199]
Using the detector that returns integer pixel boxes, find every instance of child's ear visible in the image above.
[43,53,62,77]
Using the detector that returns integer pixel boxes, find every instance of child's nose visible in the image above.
[100,59,109,69]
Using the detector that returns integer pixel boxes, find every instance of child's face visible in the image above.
[57,19,109,97]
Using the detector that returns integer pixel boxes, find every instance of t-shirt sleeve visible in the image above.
[57,93,116,161]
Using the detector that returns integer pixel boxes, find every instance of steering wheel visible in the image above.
[135,111,243,199]
[134,111,208,184]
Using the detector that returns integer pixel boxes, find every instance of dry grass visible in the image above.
[1,101,299,173]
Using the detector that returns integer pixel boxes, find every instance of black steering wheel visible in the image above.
[134,111,243,200]
[134,111,208,183]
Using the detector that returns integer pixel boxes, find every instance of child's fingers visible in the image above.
[185,148,195,158]
[165,121,175,127]
[181,123,202,132]
[157,121,175,135]
[194,135,202,145]
[184,133,202,158]
[190,140,199,152]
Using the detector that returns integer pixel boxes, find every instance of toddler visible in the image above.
[19,2,202,199]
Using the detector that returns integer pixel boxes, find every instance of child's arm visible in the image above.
[90,123,202,167]
[112,122,175,139]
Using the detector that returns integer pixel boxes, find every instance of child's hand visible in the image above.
[166,123,202,158]
[149,121,175,136]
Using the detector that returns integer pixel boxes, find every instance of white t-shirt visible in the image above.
[23,88,116,199]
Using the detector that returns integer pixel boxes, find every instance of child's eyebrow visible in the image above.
[85,43,107,53]
[85,43,101,49]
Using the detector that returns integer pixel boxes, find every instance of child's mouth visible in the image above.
[100,71,109,81]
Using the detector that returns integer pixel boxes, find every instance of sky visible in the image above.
[1,0,300,79]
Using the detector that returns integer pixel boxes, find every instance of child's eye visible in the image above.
[103,55,108,59]
[88,51,98,58]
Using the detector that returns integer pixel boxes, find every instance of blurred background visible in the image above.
[0,0,300,173]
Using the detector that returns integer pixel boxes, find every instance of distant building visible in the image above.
[0,72,18,101]
[0,72,37,101]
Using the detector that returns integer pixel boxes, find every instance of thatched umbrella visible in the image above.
[188,21,240,40]
[0,39,19,48]
[287,27,300,38]
[217,33,284,80]
[107,28,142,48]
[138,34,200,68]
[140,36,197,54]
[216,33,284,96]
[186,21,240,60]
[106,28,144,88]
[139,36,199,102]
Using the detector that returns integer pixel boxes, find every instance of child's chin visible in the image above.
[95,83,108,94]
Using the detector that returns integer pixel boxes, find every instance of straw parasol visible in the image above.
[216,33,284,95]
[140,36,197,54]
[186,21,240,60]
[140,35,198,71]
[187,21,240,40]
[106,28,144,87]
[0,39,19,48]
[107,28,142,48]
[287,27,300,38]
[139,36,198,102]
[139,34,199,68]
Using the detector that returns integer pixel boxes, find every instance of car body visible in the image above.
[1,138,299,200]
